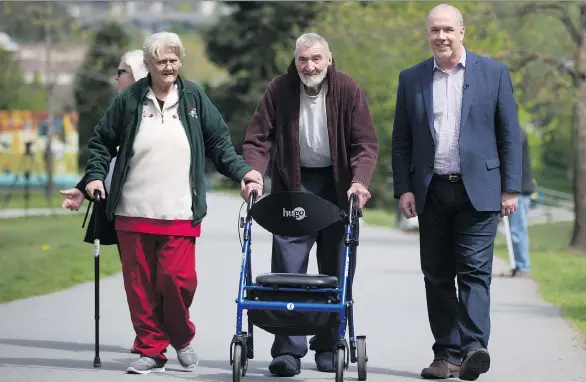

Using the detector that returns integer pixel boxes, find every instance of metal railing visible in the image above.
[535,186,573,209]
[533,186,574,224]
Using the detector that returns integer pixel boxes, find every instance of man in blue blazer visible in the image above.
[391,4,522,380]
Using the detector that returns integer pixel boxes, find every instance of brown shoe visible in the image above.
[421,359,460,379]
[459,348,490,381]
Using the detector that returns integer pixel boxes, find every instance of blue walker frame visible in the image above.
[229,190,368,382]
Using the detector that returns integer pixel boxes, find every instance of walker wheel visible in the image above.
[357,335,368,381]
[232,343,245,382]
[335,346,345,382]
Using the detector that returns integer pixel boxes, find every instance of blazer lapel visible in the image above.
[420,58,435,141]
[459,53,479,130]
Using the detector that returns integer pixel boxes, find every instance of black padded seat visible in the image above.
[255,273,339,289]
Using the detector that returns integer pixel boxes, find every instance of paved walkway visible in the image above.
[0,193,585,381]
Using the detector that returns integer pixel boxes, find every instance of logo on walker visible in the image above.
[282,207,306,220]
[287,303,295,310]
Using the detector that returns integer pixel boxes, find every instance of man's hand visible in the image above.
[242,169,263,185]
[399,192,417,218]
[240,170,264,200]
[85,180,105,199]
[347,182,371,208]
[501,192,518,218]
[241,181,263,200]
[60,188,85,211]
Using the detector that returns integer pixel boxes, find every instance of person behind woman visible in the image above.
[82,31,263,374]
[61,48,148,214]
[60,49,149,355]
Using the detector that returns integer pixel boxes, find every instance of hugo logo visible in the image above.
[283,207,306,220]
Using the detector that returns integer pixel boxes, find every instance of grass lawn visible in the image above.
[0,189,64,209]
[0,214,121,303]
[494,221,586,336]
[361,207,396,227]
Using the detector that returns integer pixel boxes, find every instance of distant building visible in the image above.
[0,1,232,108]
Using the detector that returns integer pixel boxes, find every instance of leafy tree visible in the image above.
[74,21,130,169]
[0,1,80,43]
[492,2,586,251]
[491,3,575,191]
[0,47,48,110]
[203,2,323,152]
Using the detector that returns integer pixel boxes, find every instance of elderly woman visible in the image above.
[83,31,262,375]
[60,49,148,355]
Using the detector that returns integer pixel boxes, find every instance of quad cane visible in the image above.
[93,190,101,367]
[502,215,517,274]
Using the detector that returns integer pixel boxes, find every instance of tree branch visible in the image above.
[498,50,578,86]
[510,2,581,46]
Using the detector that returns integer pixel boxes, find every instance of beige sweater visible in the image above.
[115,86,193,221]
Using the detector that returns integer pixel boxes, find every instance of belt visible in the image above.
[434,174,462,183]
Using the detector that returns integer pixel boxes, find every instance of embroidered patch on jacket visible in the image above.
[189,107,198,119]
[142,105,152,118]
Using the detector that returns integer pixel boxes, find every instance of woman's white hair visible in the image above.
[142,31,186,63]
[295,33,331,56]
[121,49,148,81]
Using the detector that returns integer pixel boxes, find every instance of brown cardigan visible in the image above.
[242,58,379,208]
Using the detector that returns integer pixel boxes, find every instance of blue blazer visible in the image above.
[391,51,522,214]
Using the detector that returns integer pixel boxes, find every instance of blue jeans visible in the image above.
[508,194,531,272]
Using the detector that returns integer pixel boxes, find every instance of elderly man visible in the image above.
[392,4,522,380]
[241,32,378,377]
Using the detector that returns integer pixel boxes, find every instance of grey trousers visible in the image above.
[269,166,354,359]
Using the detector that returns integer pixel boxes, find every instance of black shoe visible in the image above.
[459,348,490,381]
[315,351,335,372]
[268,355,301,377]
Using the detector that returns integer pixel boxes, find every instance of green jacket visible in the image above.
[83,74,253,225]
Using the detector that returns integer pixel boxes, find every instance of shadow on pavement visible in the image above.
[0,339,423,379]
[0,338,128,353]
[190,359,422,380]
[0,357,125,371]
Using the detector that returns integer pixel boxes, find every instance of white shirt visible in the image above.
[432,48,466,175]
[298,80,332,167]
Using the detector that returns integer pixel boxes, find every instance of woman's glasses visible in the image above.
[153,59,181,71]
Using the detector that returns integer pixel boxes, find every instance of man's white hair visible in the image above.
[121,49,148,81]
[426,4,464,29]
[295,33,331,56]
[142,31,186,63]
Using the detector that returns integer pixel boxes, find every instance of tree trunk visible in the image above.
[570,5,586,252]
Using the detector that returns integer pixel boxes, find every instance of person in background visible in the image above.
[59,49,148,354]
[501,127,535,277]
[82,31,263,374]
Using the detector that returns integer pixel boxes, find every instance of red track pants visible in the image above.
[117,231,198,362]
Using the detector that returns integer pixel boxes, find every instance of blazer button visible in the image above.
[429,164,434,168]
